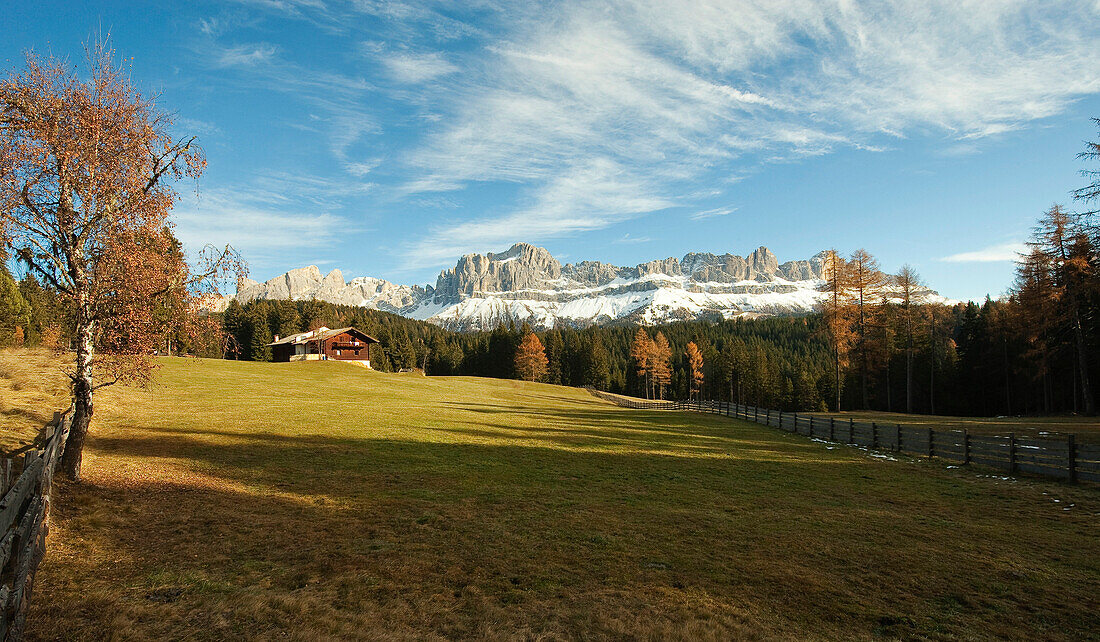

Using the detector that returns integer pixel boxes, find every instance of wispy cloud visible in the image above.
[941,242,1026,263]
[690,206,737,221]
[382,52,458,83]
[400,158,672,270]
[215,43,278,67]
[615,233,652,244]
[190,0,1100,279]
[174,190,352,272]
[394,2,1100,268]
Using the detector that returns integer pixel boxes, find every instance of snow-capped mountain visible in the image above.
[230,243,940,331]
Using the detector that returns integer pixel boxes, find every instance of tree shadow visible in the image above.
[28,422,1100,642]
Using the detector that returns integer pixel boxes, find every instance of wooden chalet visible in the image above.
[268,326,380,367]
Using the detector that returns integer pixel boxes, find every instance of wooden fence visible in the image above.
[0,406,73,640]
[588,391,1099,484]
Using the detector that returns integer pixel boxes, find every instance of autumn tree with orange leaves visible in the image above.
[0,46,239,479]
[514,331,548,382]
[685,341,704,401]
[630,327,652,398]
[651,331,672,400]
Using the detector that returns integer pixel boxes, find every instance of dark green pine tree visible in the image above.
[248,305,273,361]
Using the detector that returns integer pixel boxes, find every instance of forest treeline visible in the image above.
[0,251,1092,416]
[3,116,1100,416]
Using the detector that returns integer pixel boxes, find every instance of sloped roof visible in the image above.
[268,326,380,347]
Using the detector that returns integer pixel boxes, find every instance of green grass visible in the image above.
[810,409,1100,442]
[0,349,71,454]
[23,357,1100,640]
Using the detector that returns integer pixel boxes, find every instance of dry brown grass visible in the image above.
[0,348,71,454]
[15,356,1100,640]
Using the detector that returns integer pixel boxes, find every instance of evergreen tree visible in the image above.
[544,331,564,385]
[0,265,30,346]
[247,305,273,361]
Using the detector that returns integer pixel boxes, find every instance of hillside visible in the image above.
[26,357,1100,640]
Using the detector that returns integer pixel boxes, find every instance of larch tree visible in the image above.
[894,265,926,413]
[1024,204,1096,414]
[817,249,855,411]
[514,330,548,382]
[651,331,672,400]
[630,327,652,398]
[685,341,704,401]
[1074,117,1100,214]
[0,47,238,479]
[849,249,886,409]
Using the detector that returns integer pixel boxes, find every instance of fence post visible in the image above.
[896,424,902,452]
[963,429,970,465]
[766,408,770,426]
[1009,432,1017,474]
[754,406,759,423]
[1067,433,1076,483]
[871,422,878,449]
[829,418,835,441]
[849,418,854,444]
[809,416,814,437]
[793,412,799,434]
[778,410,783,430]
[928,427,934,458]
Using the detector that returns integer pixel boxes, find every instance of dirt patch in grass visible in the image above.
[25,358,1100,640]
[0,348,71,455]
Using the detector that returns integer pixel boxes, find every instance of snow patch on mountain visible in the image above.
[227,243,949,331]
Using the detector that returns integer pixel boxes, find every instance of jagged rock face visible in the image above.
[434,242,562,301]
[236,266,427,313]
[231,243,917,331]
[560,261,624,286]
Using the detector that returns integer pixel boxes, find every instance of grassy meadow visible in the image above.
[0,349,72,454]
[4,354,1098,640]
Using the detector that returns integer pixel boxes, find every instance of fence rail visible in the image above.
[588,391,1096,484]
[0,406,73,640]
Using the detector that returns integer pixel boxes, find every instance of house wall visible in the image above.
[321,331,372,361]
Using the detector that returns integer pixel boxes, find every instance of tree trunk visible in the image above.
[1071,304,1096,415]
[929,307,936,415]
[905,307,913,414]
[60,319,95,480]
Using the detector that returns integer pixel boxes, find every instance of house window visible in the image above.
[336,349,341,355]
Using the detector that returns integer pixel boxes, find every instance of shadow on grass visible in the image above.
[32,420,1100,642]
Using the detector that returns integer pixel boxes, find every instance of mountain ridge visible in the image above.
[230,243,936,330]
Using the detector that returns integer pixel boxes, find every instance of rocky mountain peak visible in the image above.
[434,242,562,301]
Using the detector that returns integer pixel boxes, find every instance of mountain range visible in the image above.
[228,243,943,331]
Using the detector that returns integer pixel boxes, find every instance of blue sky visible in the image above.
[5,1,1100,302]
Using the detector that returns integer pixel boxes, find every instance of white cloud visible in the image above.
[345,159,381,176]
[690,206,737,221]
[216,43,278,67]
[614,233,652,244]
[383,52,458,83]
[941,242,1027,263]
[396,1,1100,268]
[400,157,672,270]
